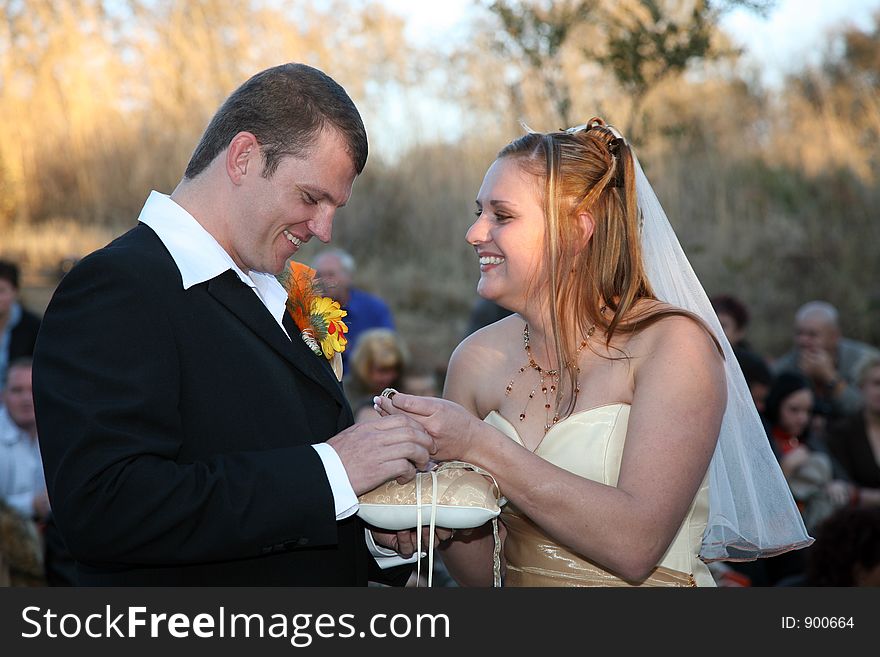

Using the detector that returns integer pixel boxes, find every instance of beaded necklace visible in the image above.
[505,310,604,434]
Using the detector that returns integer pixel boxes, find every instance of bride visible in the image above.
[375,118,812,586]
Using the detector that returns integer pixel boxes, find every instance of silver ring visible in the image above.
[381,387,398,400]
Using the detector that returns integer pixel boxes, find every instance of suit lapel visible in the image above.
[206,270,346,406]
[284,312,354,430]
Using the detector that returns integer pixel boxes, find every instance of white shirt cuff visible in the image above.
[311,443,358,520]
[364,529,422,569]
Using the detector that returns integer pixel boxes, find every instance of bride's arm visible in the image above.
[434,334,508,587]
[484,317,725,581]
[380,316,725,582]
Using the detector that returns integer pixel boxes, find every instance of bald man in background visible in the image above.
[774,300,880,418]
[312,248,395,369]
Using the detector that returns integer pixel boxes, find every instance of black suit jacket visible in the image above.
[7,305,41,362]
[33,224,379,585]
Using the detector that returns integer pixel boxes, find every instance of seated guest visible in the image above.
[0,358,49,586]
[736,346,773,415]
[0,260,42,394]
[764,372,851,533]
[402,364,441,399]
[344,328,408,419]
[711,294,771,412]
[313,249,395,369]
[710,293,752,350]
[0,359,48,522]
[0,499,45,586]
[827,355,880,507]
[773,301,880,419]
[804,505,880,586]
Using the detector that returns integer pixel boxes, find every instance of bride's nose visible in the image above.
[465,216,488,245]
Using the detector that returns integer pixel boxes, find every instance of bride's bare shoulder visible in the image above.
[626,300,723,372]
[446,314,521,409]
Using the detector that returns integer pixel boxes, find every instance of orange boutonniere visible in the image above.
[279,261,348,380]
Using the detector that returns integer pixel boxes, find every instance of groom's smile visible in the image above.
[283,230,303,250]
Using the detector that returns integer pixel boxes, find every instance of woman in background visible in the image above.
[827,355,880,507]
[345,328,408,422]
[764,371,851,533]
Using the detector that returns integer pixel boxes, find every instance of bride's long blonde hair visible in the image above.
[498,118,718,419]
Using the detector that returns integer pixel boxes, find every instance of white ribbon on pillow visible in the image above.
[412,461,503,588]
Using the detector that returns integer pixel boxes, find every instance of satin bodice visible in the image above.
[485,403,714,587]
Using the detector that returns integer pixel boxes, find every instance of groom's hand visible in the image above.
[373,392,478,463]
[328,415,436,495]
[371,527,455,558]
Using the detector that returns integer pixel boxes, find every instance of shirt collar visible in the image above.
[137,191,288,327]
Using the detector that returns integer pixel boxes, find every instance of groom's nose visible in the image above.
[308,209,334,243]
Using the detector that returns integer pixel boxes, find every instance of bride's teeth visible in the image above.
[479,256,504,265]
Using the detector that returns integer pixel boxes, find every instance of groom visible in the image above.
[32,63,434,585]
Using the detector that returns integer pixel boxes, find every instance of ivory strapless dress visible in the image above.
[484,403,715,587]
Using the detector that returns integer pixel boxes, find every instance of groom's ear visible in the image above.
[226,132,259,185]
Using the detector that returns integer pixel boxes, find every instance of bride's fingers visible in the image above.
[378,391,438,418]
[373,395,395,416]
[373,398,388,416]
[373,394,426,419]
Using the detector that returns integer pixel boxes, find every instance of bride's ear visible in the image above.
[574,212,595,253]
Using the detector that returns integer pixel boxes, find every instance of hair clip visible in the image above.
[564,120,625,141]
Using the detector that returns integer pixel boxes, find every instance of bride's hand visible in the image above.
[373,392,479,462]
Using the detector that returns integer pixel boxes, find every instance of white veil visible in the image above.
[634,155,813,561]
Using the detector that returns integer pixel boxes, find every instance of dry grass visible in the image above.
[1,218,119,313]
[1,219,117,280]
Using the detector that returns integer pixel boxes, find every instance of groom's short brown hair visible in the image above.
[184,63,367,180]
